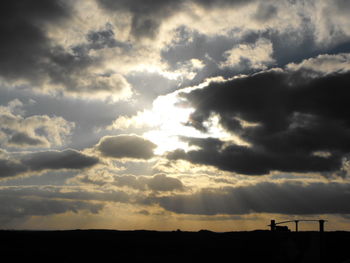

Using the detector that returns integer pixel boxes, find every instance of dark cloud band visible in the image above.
[150,181,350,215]
[0,149,98,178]
[96,0,254,39]
[97,135,156,159]
[170,67,350,175]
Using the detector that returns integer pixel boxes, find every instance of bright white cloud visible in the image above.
[221,38,275,69]
[287,53,350,75]
[0,100,75,149]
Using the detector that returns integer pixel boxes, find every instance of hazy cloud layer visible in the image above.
[77,173,184,192]
[150,181,350,215]
[0,195,103,225]
[0,185,130,224]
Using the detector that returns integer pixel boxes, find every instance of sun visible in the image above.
[142,88,199,154]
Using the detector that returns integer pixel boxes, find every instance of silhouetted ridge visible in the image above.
[0,230,349,262]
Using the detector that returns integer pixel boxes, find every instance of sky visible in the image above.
[1,0,350,231]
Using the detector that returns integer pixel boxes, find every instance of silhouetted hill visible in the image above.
[1,230,349,262]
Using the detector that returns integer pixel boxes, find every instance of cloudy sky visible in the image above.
[1,0,350,231]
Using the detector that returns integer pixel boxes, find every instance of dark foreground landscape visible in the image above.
[1,230,349,263]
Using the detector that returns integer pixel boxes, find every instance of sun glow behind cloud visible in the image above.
[138,84,246,155]
[109,76,252,155]
[142,88,200,154]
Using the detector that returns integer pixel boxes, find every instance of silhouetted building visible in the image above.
[275,225,290,232]
[270,219,327,232]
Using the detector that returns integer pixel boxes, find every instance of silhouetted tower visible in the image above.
[319,220,325,232]
[270,220,276,231]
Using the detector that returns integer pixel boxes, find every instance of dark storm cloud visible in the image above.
[96,0,254,38]
[149,181,350,215]
[169,67,350,175]
[0,149,99,178]
[97,135,156,159]
[0,0,71,82]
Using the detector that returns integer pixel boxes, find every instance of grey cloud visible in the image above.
[169,55,350,175]
[44,45,133,99]
[0,0,71,82]
[162,5,350,86]
[130,15,160,39]
[137,209,150,215]
[0,149,99,178]
[162,27,238,70]
[253,3,278,22]
[0,99,75,149]
[127,71,180,107]
[96,0,254,39]
[161,27,259,88]
[0,159,27,178]
[79,173,184,192]
[162,26,317,86]
[0,185,129,204]
[0,2,131,100]
[150,181,350,215]
[97,0,184,39]
[0,89,137,151]
[334,0,350,13]
[97,135,156,159]
[86,25,131,51]
[8,132,46,147]
[22,149,99,171]
[44,45,93,87]
[193,0,253,8]
[114,175,147,190]
[0,195,103,225]
[147,174,183,192]
[71,24,132,61]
